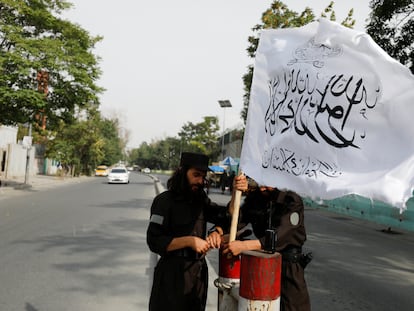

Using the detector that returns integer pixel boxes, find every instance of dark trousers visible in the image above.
[149,257,208,311]
[281,261,311,311]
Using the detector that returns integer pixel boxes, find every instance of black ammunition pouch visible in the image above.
[282,247,313,269]
[300,252,313,268]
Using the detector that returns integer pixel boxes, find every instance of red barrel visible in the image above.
[219,249,241,279]
[239,250,282,301]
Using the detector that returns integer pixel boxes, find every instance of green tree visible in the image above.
[128,141,160,171]
[128,116,222,170]
[178,116,220,160]
[241,1,355,124]
[98,118,124,166]
[366,0,414,73]
[45,109,124,176]
[150,137,182,170]
[0,0,103,130]
[46,118,102,176]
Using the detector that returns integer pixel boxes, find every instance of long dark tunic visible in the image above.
[146,190,227,311]
[239,188,311,311]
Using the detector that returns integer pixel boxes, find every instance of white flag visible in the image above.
[240,19,414,211]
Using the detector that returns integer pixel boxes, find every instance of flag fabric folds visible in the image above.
[240,19,414,211]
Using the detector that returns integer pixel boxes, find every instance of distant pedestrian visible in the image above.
[220,172,228,194]
[146,152,247,311]
[228,171,236,192]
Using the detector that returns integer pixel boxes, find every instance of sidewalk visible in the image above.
[0,174,91,199]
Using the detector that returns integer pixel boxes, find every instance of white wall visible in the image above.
[0,126,18,148]
[4,144,35,178]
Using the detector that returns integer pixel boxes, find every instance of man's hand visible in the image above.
[206,231,222,249]
[191,236,210,254]
[222,240,246,256]
[222,239,262,256]
[233,175,248,192]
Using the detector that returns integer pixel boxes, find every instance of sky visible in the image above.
[62,0,371,148]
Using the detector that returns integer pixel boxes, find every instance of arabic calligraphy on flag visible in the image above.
[240,19,414,211]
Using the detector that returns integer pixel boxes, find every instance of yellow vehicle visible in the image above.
[95,165,109,177]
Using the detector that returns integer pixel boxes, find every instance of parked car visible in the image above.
[142,167,151,174]
[95,165,109,177]
[107,167,130,184]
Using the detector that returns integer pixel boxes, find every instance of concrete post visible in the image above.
[216,249,241,311]
[238,250,282,311]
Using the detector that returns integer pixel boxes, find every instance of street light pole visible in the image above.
[218,100,232,160]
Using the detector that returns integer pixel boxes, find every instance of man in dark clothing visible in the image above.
[228,171,236,192]
[222,181,311,311]
[146,152,246,311]
[220,172,228,194]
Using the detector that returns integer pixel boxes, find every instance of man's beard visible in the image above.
[190,183,204,193]
[186,183,205,199]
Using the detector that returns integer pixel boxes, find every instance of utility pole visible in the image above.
[24,123,32,185]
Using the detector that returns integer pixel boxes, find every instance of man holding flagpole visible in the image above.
[222,176,312,311]
[219,16,414,311]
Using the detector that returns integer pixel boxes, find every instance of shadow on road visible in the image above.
[13,215,150,305]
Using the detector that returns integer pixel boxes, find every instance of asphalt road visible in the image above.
[0,172,154,311]
[1,172,413,310]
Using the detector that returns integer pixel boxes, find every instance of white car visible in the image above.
[107,167,130,184]
[142,167,151,174]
